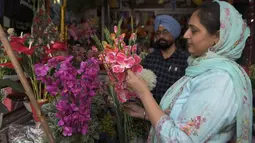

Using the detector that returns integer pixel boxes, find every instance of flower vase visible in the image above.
[30,99,48,122]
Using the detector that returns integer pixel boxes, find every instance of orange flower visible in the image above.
[110,33,116,40]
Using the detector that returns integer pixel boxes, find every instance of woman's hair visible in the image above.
[196,2,220,35]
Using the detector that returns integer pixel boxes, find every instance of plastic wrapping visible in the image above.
[8,124,45,143]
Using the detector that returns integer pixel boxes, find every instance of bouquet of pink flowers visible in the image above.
[92,18,143,103]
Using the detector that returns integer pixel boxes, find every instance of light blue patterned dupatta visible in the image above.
[148,0,252,142]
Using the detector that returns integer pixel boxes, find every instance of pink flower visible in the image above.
[116,72,126,82]
[114,26,118,33]
[111,53,136,73]
[130,33,137,41]
[123,57,136,68]
[132,44,137,53]
[116,53,135,68]
[112,65,125,73]
[105,52,116,63]
[132,65,143,73]
[116,89,129,103]
[92,46,98,52]
[133,54,142,64]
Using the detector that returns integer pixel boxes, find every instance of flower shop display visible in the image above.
[0,4,67,122]
[68,18,99,64]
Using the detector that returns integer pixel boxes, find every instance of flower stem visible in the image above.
[108,85,125,143]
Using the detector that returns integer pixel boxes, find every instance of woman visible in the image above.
[124,0,252,142]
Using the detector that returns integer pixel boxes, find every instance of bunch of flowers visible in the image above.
[68,19,98,43]
[0,4,67,101]
[92,19,143,103]
[35,56,101,136]
[0,28,66,100]
[68,18,99,65]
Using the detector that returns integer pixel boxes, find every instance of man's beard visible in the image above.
[156,38,174,51]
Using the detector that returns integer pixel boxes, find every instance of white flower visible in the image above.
[7,28,15,36]
[138,68,157,91]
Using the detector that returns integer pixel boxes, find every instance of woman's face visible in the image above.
[184,10,219,57]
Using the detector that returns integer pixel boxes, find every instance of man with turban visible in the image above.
[142,15,190,103]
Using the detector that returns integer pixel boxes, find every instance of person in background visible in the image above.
[142,15,190,104]
[125,1,252,142]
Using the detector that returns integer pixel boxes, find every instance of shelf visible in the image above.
[111,8,195,15]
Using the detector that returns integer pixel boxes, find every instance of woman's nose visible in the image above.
[183,29,191,39]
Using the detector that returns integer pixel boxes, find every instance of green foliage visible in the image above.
[0,79,25,93]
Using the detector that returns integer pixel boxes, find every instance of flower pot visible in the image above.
[30,99,48,122]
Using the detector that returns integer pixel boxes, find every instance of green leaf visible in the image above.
[117,17,123,37]
[0,79,25,93]
[91,35,104,51]
[0,103,8,113]
[104,27,113,46]
[131,16,134,34]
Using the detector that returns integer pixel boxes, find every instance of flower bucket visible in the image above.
[30,99,48,122]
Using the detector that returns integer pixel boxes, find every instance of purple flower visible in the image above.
[56,100,68,111]
[81,126,88,135]
[78,61,87,74]
[63,126,73,136]
[70,104,79,111]
[46,84,59,96]
[36,56,102,136]
[34,64,49,77]
[47,56,65,67]
[58,120,65,126]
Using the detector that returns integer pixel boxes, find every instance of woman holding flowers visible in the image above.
[124,1,252,142]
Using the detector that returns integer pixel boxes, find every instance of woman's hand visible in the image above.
[126,70,151,98]
[123,102,147,120]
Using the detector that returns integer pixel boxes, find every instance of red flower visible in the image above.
[0,62,14,68]
[44,42,67,54]
[50,42,67,51]
[0,58,22,68]
[10,41,36,55]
